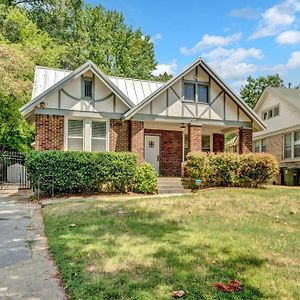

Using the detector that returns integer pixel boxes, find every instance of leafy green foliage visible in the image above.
[240,74,284,108]
[0,92,33,152]
[133,163,157,194]
[186,152,279,188]
[26,1,157,78]
[25,150,138,195]
[152,72,173,82]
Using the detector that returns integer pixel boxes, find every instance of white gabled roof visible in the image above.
[32,66,163,105]
[255,87,300,112]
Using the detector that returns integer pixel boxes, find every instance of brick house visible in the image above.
[253,87,300,185]
[20,58,265,177]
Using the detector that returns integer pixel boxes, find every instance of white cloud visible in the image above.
[152,60,177,76]
[251,0,300,39]
[180,33,242,55]
[150,33,162,43]
[276,30,300,44]
[271,51,300,73]
[229,7,260,20]
[202,47,263,81]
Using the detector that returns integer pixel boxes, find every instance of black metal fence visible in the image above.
[0,151,30,189]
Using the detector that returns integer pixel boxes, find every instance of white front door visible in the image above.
[144,135,160,174]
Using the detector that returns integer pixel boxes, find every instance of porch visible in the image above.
[139,121,253,177]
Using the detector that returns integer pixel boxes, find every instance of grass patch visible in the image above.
[43,187,300,299]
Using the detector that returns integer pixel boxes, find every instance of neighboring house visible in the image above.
[225,135,239,153]
[253,87,300,185]
[20,58,265,177]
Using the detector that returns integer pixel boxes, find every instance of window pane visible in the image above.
[198,85,208,103]
[294,131,300,144]
[184,134,189,160]
[91,139,106,152]
[202,135,210,151]
[68,138,83,151]
[184,83,195,101]
[284,133,292,146]
[268,109,273,118]
[254,141,260,153]
[294,145,300,157]
[84,80,92,98]
[284,146,292,158]
[68,120,83,137]
[261,139,266,152]
[262,112,267,120]
[274,106,279,116]
[92,121,106,138]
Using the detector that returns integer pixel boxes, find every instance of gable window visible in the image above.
[184,83,195,101]
[67,119,107,152]
[198,85,209,103]
[68,120,84,151]
[262,105,279,120]
[202,135,211,152]
[83,79,93,98]
[284,133,292,159]
[183,81,209,103]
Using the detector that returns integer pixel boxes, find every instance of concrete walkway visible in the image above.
[0,190,65,300]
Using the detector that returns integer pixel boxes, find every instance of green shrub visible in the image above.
[133,163,157,194]
[25,150,137,196]
[186,152,278,188]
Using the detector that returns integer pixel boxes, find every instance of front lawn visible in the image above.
[43,188,300,299]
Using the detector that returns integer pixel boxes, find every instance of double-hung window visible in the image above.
[253,139,266,153]
[91,121,107,152]
[67,120,84,151]
[262,105,279,120]
[184,82,209,103]
[294,131,300,157]
[202,135,211,152]
[254,140,260,153]
[67,119,107,152]
[284,133,292,159]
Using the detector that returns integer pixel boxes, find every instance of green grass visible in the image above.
[43,187,300,299]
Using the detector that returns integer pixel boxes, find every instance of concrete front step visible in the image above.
[157,177,190,194]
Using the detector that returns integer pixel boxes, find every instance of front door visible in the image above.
[144,135,160,174]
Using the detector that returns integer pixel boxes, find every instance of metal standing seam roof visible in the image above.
[32,66,164,105]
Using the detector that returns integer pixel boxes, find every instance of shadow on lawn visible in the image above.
[47,201,266,299]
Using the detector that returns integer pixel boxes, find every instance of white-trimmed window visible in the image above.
[253,139,266,153]
[68,120,84,151]
[294,131,300,158]
[67,119,107,152]
[262,105,279,120]
[284,133,292,159]
[91,121,106,152]
[183,81,209,103]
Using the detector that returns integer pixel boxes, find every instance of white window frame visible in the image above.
[283,130,300,160]
[64,116,109,152]
[183,80,210,104]
[253,139,266,153]
[262,105,280,120]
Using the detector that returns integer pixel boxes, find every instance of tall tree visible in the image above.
[26,1,157,78]
[240,74,284,108]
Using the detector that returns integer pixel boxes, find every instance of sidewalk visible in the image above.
[0,190,66,299]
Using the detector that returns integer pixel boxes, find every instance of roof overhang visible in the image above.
[20,61,135,118]
[123,57,266,131]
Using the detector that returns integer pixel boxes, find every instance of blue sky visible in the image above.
[89,0,300,91]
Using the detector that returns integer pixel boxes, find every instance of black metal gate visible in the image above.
[0,151,30,189]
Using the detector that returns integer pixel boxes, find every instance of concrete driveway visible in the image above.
[0,190,65,299]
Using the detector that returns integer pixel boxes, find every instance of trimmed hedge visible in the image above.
[133,163,157,194]
[25,151,138,195]
[186,152,278,188]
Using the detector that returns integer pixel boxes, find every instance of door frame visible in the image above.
[144,134,161,175]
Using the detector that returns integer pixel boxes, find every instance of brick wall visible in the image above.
[239,128,253,154]
[188,125,202,152]
[213,133,224,153]
[35,114,64,150]
[131,121,144,163]
[145,129,183,176]
[109,119,130,151]
[264,134,282,165]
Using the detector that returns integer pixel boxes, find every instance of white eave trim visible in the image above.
[20,61,134,117]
